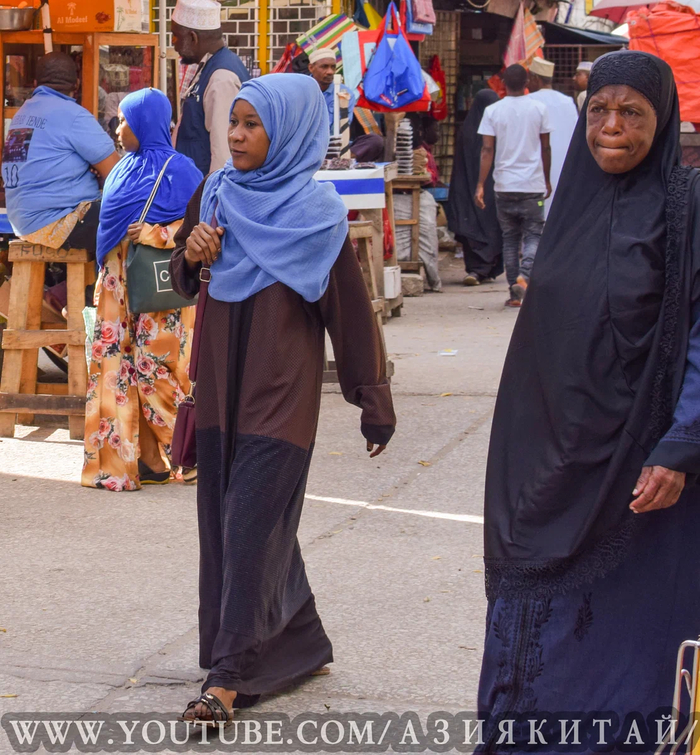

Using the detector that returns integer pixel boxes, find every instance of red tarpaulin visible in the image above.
[628,2,700,122]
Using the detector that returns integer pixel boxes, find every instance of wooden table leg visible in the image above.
[385,184,397,267]
[360,208,385,301]
[411,186,421,265]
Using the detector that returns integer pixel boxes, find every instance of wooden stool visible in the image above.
[0,241,94,440]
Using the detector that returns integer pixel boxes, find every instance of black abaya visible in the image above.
[170,181,396,700]
[484,50,700,599]
[446,90,503,279]
[477,50,700,754]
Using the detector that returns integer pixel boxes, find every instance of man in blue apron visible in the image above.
[172,0,250,175]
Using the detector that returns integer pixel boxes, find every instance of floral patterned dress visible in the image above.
[82,222,195,491]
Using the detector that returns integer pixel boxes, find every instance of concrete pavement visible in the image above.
[0,256,517,752]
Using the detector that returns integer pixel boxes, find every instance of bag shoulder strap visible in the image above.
[138,154,176,224]
[186,205,217,384]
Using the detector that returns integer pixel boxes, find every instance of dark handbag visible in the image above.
[126,155,198,315]
[170,265,210,469]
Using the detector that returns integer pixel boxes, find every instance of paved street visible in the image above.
[0,255,517,752]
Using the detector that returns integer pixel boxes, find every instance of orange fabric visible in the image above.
[488,73,507,98]
[504,4,545,68]
[628,2,700,122]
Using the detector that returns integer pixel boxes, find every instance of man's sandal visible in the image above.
[178,692,233,728]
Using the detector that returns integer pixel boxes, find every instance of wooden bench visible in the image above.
[0,241,94,440]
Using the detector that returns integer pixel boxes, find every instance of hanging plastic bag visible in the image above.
[412,0,436,24]
[362,2,425,110]
[429,55,448,120]
[400,0,431,40]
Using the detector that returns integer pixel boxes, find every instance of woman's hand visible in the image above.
[184,223,225,268]
[366,440,386,459]
[630,465,686,514]
[127,222,143,243]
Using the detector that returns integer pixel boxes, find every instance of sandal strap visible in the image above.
[202,692,232,722]
[182,693,231,723]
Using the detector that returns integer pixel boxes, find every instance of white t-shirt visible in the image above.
[478,95,551,194]
[529,89,578,217]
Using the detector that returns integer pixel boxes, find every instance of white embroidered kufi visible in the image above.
[529,57,555,77]
[172,0,221,30]
[308,48,336,65]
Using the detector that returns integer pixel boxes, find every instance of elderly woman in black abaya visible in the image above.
[478,51,700,751]
[447,90,503,286]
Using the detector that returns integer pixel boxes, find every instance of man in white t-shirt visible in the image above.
[528,57,578,218]
[475,64,551,307]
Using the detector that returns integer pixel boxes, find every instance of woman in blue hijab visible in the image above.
[82,88,203,493]
[169,74,396,725]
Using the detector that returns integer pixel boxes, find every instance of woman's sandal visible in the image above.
[181,466,197,485]
[178,692,233,728]
[138,459,170,485]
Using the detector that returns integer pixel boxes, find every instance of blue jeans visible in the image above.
[495,193,545,287]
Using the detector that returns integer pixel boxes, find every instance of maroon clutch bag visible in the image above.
[171,265,210,469]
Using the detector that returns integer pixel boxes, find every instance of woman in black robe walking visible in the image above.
[169,73,396,725]
[447,90,503,286]
[479,51,700,752]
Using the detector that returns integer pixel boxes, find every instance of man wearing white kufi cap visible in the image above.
[574,60,594,113]
[171,0,250,174]
[307,47,356,132]
[527,57,578,218]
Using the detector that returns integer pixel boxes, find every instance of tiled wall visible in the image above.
[269,0,329,70]
[221,0,259,71]
[152,0,331,72]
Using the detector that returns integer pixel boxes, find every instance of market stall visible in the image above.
[314,161,404,318]
[0,6,160,438]
[0,29,159,146]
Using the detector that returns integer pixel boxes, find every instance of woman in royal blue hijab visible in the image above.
[168,73,396,725]
[82,88,202,492]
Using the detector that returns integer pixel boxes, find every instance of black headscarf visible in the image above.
[446,89,503,279]
[484,51,700,600]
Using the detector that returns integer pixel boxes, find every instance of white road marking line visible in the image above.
[304,494,484,524]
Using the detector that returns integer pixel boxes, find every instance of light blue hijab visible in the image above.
[200,73,348,304]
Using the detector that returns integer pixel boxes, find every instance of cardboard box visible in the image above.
[51,0,148,33]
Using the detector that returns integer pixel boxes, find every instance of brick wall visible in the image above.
[152,0,331,72]
[269,2,328,69]
[221,0,259,71]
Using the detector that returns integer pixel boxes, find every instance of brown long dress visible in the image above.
[170,181,396,703]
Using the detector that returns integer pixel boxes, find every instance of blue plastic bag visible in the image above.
[362,2,425,110]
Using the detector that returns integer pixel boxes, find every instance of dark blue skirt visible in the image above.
[478,491,700,753]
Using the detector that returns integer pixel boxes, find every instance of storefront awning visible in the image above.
[541,21,629,44]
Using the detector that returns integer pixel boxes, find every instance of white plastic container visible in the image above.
[384,265,401,300]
